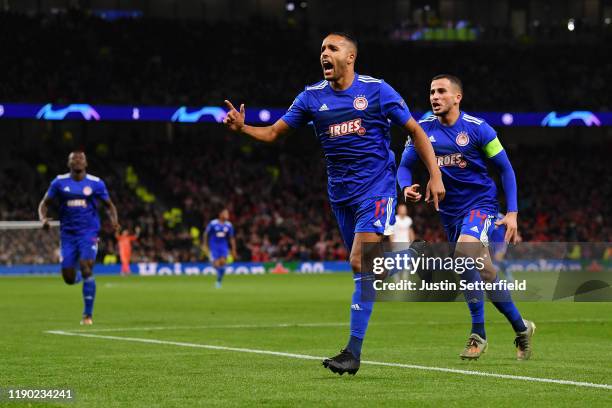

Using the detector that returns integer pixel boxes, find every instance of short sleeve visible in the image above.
[96,180,110,201]
[477,122,498,147]
[229,224,235,237]
[46,178,60,199]
[281,91,311,129]
[204,223,212,237]
[380,81,412,127]
[478,122,504,158]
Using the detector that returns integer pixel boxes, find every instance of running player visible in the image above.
[38,151,119,325]
[203,208,237,288]
[398,74,535,360]
[223,33,444,375]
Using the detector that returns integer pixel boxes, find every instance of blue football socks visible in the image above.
[82,276,96,317]
[461,266,486,339]
[487,276,527,332]
[216,265,226,284]
[346,273,375,359]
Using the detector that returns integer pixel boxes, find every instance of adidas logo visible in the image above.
[351,304,362,311]
[63,186,70,192]
[319,104,329,111]
[429,135,436,142]
[373,219,382,228]
[470,226,479,233]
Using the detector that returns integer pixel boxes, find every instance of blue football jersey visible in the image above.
[281,74,412,207]
[205,219,234,249]
[400,112,499,225]
[46,173,109,235]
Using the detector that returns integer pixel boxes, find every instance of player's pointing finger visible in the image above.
[432,190,440,212]
[224,100,237,112]
[240,104,245,115]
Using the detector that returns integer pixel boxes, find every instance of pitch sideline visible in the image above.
[45,329,612,391]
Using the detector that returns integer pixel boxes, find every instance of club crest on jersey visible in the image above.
[329,118,366,137]
[83,186,93,196]
[437,153,467,168]
[353,96,368,111]
[456,131,470,146]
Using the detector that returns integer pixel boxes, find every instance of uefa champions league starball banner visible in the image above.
[0,103,611,127]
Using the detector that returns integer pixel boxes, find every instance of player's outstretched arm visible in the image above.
[223,100,290,143]
[404,118,445,210]
[102,198,120,234]
[38,193,53,230]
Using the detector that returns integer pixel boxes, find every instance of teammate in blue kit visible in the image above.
[38,151,119,325]
[223,32,445,375]
[397,75,535,360]
[203,208,237,289]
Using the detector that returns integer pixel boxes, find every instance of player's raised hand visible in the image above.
[223,100,245,132]
[425,175,446,211]
[495,212,519,244]
[403,184,422,203]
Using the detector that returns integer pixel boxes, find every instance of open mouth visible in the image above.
[322,60,334,76]
[432,102,441,110]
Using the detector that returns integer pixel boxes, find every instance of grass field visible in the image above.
[1,273,611,407]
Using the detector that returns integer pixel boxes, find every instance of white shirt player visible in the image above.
[392,215,414,243]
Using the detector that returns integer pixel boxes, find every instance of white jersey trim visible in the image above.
[358,75,382,83]
[463,114,483,125]
[306,81,328,90]
[419,115,437,123]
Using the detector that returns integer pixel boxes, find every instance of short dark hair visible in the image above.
[326,32,358,53]
[432,74,463,93]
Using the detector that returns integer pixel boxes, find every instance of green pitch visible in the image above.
[1,274,611,407]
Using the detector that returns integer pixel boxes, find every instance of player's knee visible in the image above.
[62,269,77,285]
[80,263,93,279]
[480,269,496,283]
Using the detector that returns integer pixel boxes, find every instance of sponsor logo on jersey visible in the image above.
[319,103,329,111]
[353,96,368,111]
[329,118,366,137]
[83,186,92,196]
[63,186,70,192]
[470,226,480,233]
[456,131,470,146]
[429,135,436,142]
[67,199,87,208]
[437,153,467,168]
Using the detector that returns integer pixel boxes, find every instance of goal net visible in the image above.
[0,221,61,265]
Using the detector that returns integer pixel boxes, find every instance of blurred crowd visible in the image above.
[1,11,611,112]
[0,128,609,265]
